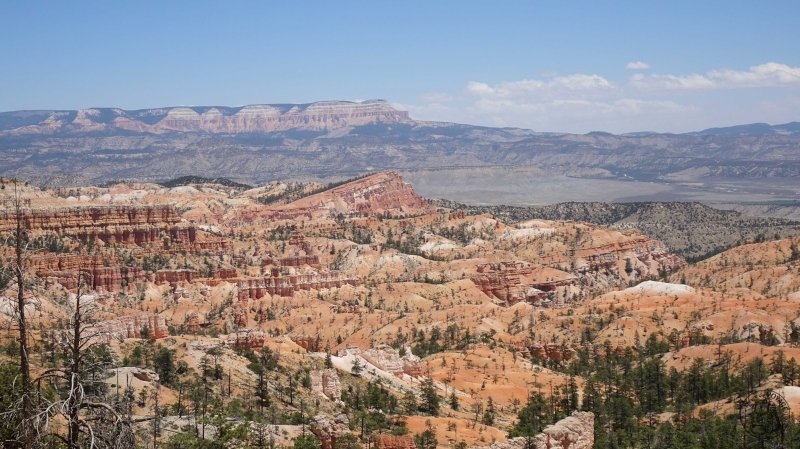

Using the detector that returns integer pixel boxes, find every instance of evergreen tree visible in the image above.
[510,392,552,439]
[419,378,440,416]
[154,347,176,386]
[449,390,460,411]
[413,421,437,449]
[403,390,418,414]
[293,433,322,449]
[482,397,496,425]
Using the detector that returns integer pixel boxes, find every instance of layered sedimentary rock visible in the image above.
[213,268,238,279]
[0,204,231,254]
[253,172,430,221]
[4,100,409,136]
[471,261,575,306]
[154,269,197,285]
[371,434,416,449]
[29,254,146,292]
[1,204,234,292]
[474,412,594,449]
[225,328,266,349]
[0,204,180,234]
[279,233,321,267]
[310,369,342,401]
[235,269,358,300]
[575,237,685,276]
[296,171,429,216]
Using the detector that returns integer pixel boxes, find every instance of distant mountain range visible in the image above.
[0,100,798,194]
[0,100,409,135]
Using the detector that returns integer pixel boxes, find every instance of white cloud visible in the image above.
[402,62,800,133]
[630,72,715,90]
[466,74,614,99]
[632,62,800,90]
[626,61,650,70]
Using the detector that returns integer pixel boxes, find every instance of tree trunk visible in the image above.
[68,279,84,449]
[15,187,34,449]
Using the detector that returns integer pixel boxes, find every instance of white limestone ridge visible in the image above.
[6,100,412,135]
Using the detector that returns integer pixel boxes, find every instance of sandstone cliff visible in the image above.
[261,172,430,220]
[3,100,409,135]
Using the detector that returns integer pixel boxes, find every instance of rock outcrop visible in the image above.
[0,204,229,254]
[310,414,352,449]
[34,255,147,292]
[471,261,575,306]
[235,269,358,300]
[473,412,594,449]
[96,313,168,340]
[251,172,430,220]
[225,328,266,349]
[527,342,577,363]
[0,204,182,237]
[340,344,422,377]
[310,369,342,401]
[302,172,429,216]
[575,237,685,277]
[154,269,197,285]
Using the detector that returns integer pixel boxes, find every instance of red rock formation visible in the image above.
[472,261,575,306]
[235,269,359,300]
[577,237,685,275]
[288,172,429,217]
[279,254,321,267]
[213,268,237,279]
[0,204,233,255]
[372,434,416,449]
[2,204,234,292]
[0,205,181,234]
[226,328,266,349]
[277,233,321,267]
[30,254,147,292]
[292,335,320,352]
[186,312,202,334]
[237,172,430,222]
[154,269,197,285]
[233,307,248,328]
[528,342,576,363]
[288,233,314,253]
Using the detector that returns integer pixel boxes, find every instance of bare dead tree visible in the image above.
[29,273,137,449]
[0,180,38,449]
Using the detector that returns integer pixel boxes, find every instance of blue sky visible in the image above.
[2,1,799,133]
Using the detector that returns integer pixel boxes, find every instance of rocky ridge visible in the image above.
[1,100,409,135]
